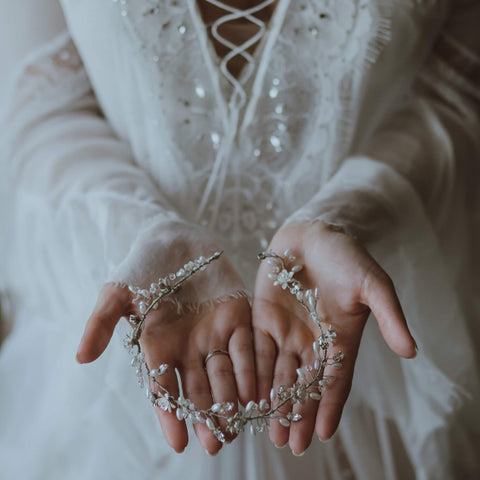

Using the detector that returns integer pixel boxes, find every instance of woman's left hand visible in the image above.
[252,221,417,455]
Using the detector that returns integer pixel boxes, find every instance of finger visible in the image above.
[361,267,417,358]
[288,354,318,456]
[183,361,222,456]
[315,351,355,442]
[142,331,189,453]
[229,325,256,405]
[269,351,298,448]
[76,284,131,363]
[205,351,238,442]
[253,328,276,403]
[152,368,189,453]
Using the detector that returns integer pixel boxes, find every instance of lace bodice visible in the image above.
[57,0,448,285]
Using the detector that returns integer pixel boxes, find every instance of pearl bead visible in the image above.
[279,418,290,427]
[177,24,187,35]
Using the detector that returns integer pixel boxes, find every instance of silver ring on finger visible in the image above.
[203,349,230,372]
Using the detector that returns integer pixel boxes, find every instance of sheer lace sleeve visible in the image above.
[285,0,480,242]
[282,3,480,472]
[0,0,245,318]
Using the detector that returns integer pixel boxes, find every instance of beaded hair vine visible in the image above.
[123,249,343,442]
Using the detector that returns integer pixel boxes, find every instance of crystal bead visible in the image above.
[152,55,159,63]
[177,24,187,35]
[211,132,220,148]
[277,122,287,132]
[195,85,206,98]
[267,220,278,229]
[275,103,284,114]
[269,135,281,150]
[253,148,261,157]
[268,87,279,99]
[272,78,280,86]
[309,26,319,37]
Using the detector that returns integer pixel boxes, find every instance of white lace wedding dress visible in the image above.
[1,0,480,478]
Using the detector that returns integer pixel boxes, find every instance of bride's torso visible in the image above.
[60,0,449,282]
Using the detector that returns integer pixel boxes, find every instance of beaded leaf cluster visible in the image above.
[123,249,343,442]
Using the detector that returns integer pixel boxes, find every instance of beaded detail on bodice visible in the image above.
[108,0,387,273]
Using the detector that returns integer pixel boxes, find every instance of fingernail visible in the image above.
[292,449,306,457]
[274,443,287,449]
[205,449,218,457]
[412,338,419,358]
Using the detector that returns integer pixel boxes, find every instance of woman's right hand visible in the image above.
[76,283,255,456]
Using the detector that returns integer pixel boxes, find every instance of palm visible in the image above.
[77,285,255,455]
[252,222,416,455]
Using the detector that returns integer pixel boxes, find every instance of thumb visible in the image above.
[361,266,417,359]
[76,284,132,364]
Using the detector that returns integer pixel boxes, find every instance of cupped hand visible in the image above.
[76,284,255,455]
[252,221,417,455]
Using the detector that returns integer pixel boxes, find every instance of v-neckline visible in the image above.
[187,0,290,127]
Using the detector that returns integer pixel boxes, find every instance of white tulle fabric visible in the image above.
[1,0,480,479]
